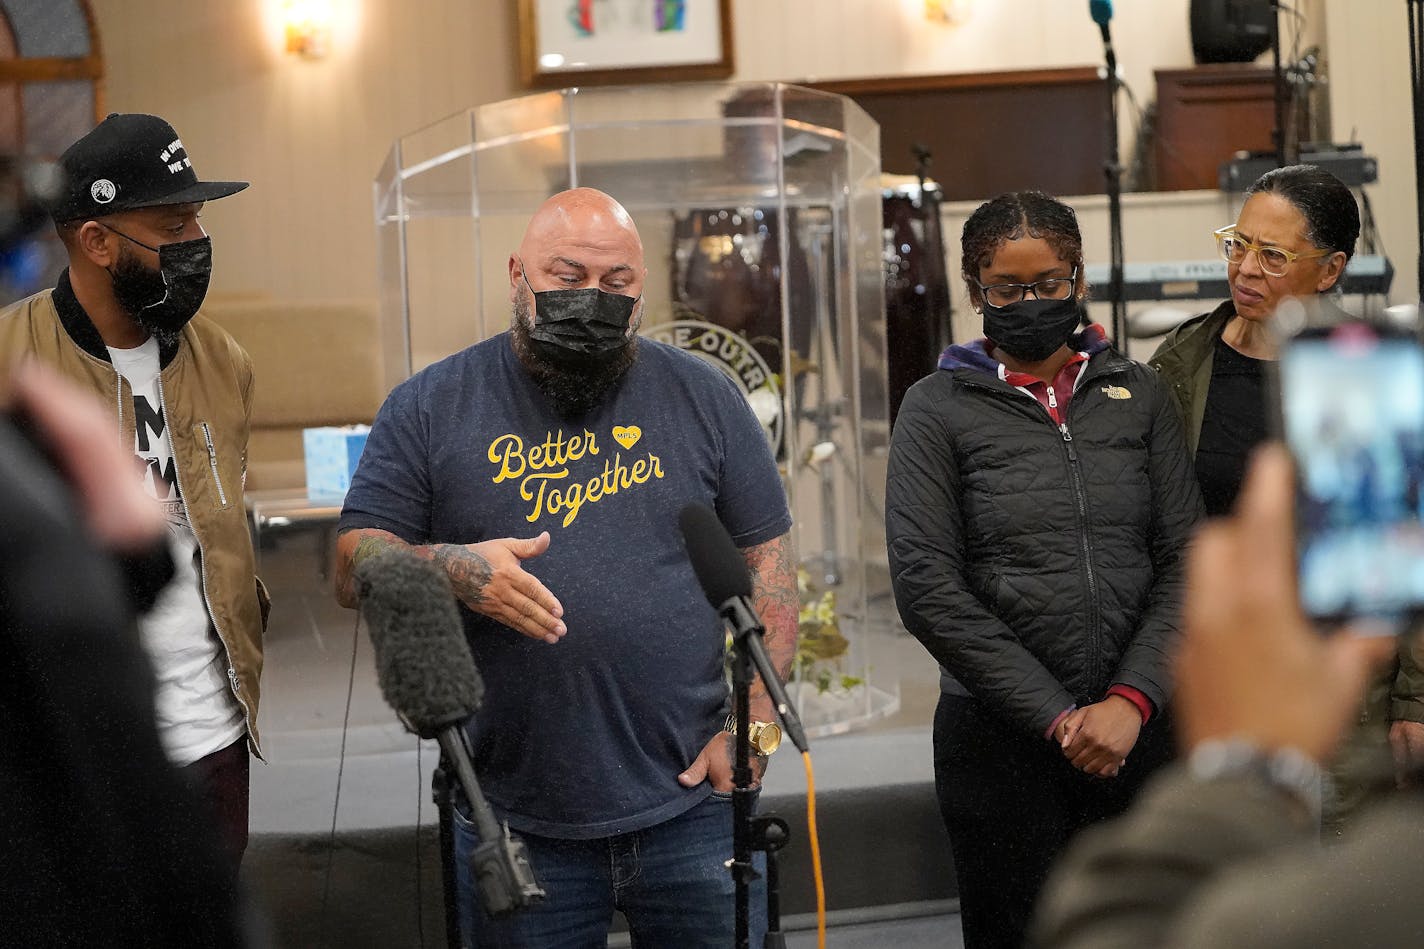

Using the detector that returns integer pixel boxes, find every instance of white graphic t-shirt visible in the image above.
[108,338,246,766]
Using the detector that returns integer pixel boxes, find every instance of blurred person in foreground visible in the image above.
[0,113,268,859]
[1,361,252,947]
[1031,446,1417,949]
[1150,164,1424,829]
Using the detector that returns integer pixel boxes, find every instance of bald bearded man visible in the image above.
[334,188,797,946]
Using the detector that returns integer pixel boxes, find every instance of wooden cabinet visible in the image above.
[812,67,1108,200]
[1154,64,1276,191]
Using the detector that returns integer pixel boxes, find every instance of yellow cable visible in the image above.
[802,750,826,949]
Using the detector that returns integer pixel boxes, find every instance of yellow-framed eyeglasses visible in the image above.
[1213,225,1331,278]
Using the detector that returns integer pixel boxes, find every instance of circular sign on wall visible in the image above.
[643,319,783,455]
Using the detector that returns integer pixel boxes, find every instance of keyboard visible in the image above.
[1085,255,1393,302]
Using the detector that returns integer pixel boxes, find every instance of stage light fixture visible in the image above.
[924,0,972,25]
[282,0,335,59]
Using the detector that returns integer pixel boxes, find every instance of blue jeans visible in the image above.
[452,790,766,948]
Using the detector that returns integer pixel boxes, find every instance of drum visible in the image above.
[882,177,952,427]
[668,206,816,459]
[671,206,813,355]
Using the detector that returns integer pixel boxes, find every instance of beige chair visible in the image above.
[207,300,385,492]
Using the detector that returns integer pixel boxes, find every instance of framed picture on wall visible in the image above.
[518,0,734,88]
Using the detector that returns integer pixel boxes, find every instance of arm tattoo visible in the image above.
[745,532,799,685]
[334,530,494,612]
[350,534,395,573]
[334,529,404,607]
[434,543,494,607]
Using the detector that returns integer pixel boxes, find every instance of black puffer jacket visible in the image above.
[886,335,1203,737]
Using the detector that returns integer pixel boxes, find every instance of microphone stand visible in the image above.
[1270,0,1288,168]
[433,726,544,946]
[432,763,461,949]
[1408,0,1424,302]
[723,598,806,949]
[1099,31,1127,346]
[728,616,761,949]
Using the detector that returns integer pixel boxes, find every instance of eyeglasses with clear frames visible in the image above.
[976,267,1078,307]
[1213,226,1330,278]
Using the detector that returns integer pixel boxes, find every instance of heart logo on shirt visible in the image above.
[612,425,642,450]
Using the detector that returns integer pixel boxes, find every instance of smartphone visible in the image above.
[1279,321,1424,628]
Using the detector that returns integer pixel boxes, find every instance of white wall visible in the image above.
[734,0,1197,120]
[91,0,523,303]
[1324,1,1418,305]
[90,0,1401,314]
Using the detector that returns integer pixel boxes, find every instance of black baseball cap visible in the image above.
[49,113,248,223]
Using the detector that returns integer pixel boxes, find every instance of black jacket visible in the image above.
[886,337,1203,736]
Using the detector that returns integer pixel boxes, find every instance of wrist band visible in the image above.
[1188,738,1323,823]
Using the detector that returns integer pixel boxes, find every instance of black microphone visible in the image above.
[1089,0,1116,69]
[678,504,809,753]
[355,548,545,917]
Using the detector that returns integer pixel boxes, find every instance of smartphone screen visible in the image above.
[1280,325,1424,625]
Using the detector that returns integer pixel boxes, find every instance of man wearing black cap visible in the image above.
[0,113,267,860]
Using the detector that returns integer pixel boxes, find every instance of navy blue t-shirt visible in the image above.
[339,334,791,838]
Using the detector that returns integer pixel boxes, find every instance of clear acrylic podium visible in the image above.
[374,82,897,734]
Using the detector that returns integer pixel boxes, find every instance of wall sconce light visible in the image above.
[925,0,972,25]
[283,0,334,59]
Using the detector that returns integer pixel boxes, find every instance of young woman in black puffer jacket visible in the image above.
[886,191,1203,949]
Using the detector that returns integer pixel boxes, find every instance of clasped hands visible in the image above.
[1054,694,1142,779]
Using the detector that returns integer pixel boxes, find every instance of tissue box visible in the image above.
[302,425,370,498]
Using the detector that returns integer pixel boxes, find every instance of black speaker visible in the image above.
[1190,0,1274,64]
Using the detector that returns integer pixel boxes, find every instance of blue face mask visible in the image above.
[522,270,640,356]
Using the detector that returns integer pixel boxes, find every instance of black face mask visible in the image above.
[105,226,213,342]
[523,271,640,357]
[982,296,1083,363]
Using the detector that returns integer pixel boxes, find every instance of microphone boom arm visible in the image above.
[438,728,502,844]
[721,597,809,753]
[723,595,814,752]
[438,726,547,918]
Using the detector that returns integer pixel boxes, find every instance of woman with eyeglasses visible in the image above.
[885,191,1203,949]
[1151,171,1424,840]
[1151,164,1359,515]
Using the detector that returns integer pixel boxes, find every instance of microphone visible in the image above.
[678,504,809,753]
[1089,0,1117,70]
[355,548,545,917]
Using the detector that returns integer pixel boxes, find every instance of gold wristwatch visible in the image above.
[724,714,783,757]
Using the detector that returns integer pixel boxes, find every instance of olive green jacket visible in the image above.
[0,277,267,754]
[1147,301,1234,458]
[1032,766,1424,949]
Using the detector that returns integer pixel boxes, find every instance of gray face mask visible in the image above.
[522,269,640,357]
[104,224,212,340]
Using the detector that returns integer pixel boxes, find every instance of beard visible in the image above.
[510,293,638,420]
[110,244,184,349]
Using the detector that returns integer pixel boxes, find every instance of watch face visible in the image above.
[750,721,783,756]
